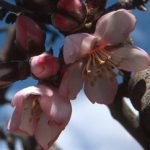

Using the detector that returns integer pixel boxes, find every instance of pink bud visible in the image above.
[51,14,80,32]
[52,0,87,32]
[58,0,82,13]
[30,53,59,79]
[16,15,45,56]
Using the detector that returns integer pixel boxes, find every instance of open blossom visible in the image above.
[59,9,150,105]
[8,84,72,149]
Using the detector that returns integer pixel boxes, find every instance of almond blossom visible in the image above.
[59,9,150,105]
[8,84,72,149]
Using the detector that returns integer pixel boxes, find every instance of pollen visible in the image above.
[31,100,42,116]
[29,99,42,122]
[82,46,123,86]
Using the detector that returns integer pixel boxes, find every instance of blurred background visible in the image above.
[0,0,150,149]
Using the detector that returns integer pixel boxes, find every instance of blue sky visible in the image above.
[0,0,150,150]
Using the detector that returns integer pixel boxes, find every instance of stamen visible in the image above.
[91,54,96,66]
[82,45,124,87]
[29,99,42,123]
[95,53,105,64]
[86,56,92,73]
[31,99,42,116]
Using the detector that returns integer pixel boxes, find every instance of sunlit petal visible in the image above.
[63,33,97,64]
[110,45,150,71]
[9,97,36,136]
[94,9,136,46]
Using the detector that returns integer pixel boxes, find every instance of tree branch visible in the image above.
[108,72,150,150]
[0,0,34,16]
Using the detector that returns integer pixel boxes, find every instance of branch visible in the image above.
[0,0,52,23]
[129,67,150,138]
[108,72,150,150]
[104,0,149,14]
[0,24,15,61]
[0,0,34,16]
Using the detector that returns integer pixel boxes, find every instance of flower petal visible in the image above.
[110,45,150,71]
[37,85,72,125]
[35,113,62,150]
[59,61,84,99]
[84,66,118,105]
[9,86,43,135]
[7,108,22,132]
[8,97,37,136]
[94,9,136,46]
[63,33,97,64]
[12,86,41,107]
[18,97,37,135]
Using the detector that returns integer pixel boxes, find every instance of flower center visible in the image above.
[82,46,123,86]
[30,99,42,122]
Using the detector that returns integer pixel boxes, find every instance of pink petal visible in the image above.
[59,61,84,99]
[7,108,22,132]
[37,85,72,125]
[94,9,136,46]
[8,97,37,136]
[8,116,28,137]
[63,33,97,64]
[9,86,42,135]
[18,98,37,135]
[32,84,54,119]
[49,94,72,126]
[84,66,118,105]
[110,45,150,71]
[35,113,62,150]
[12,86,41,107]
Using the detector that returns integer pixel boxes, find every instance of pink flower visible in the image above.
[59,9,150,105]
[30,53,60,79]
[8,84,72,149]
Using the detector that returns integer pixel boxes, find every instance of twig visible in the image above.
[0,0,34,16]
[0,24,16,61]
[103,0,149,14]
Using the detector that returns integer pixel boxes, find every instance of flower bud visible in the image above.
[16,15,45,56]
[52,0,87,32]
[30,53,60,79]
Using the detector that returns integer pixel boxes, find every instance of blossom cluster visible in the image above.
[2,0,150,149]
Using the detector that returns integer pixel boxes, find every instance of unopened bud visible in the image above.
[30,53,60,79]
[16,15,45,56]
[52,0,87,32]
